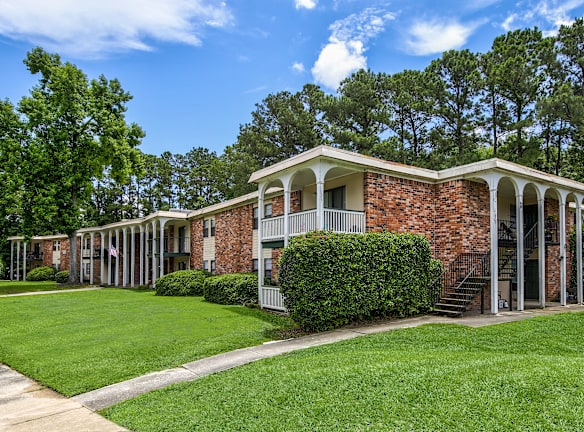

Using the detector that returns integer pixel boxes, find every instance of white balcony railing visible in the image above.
[261,209,365,241]
[261,286,286,311]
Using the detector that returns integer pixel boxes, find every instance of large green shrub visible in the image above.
[203,273,258,305]
[55,270,70,283]
[26,266,56,281]
[0,259,5,279]
[279,231,441,332]
[155,270,210,296]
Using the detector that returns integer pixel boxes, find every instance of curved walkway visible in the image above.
[2,303,584,431]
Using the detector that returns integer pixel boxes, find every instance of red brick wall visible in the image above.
[215,204,254,274]
[60,238,71,271]
[271,191,302,217]
[42,240,53,267]
[363,172,436,240]
[190,219,204,269]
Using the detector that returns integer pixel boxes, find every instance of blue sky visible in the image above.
[1,0,583,156]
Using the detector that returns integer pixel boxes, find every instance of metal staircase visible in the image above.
[432,223,538,317]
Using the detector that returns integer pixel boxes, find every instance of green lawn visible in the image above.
[104,312,584,432]
[0,280,63,294]
[0,289,293,396]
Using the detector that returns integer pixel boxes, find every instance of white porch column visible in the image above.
[258,183,266,308]
[159,219,167,278]
[577,201,583,305]
[538,198,546,308]
[489,185,499,314]
[316,180,325,231]
[284,188,291,246]
[122,227,128,287]
[79,233,84,282]
[559,195,567,306]
[130,226,136,288]
[139,225,145,286]
[108,230,113,286]
[16,241,20,281]
[114,229,120,287]
[516,191,525,311]
[151,220,157,286]
[22,242,27,281]
[90,232,95,285]
[10,240,14,281]
[100,232,106,285]
[145,225,150,286]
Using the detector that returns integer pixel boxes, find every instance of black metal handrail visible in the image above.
[431,252,489,304]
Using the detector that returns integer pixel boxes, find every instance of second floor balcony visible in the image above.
[261,208,366,241]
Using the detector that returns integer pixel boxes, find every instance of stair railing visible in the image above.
[431,252,489,305]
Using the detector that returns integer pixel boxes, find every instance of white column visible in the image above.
[114,229,120,287]
[10,240,14,281]
[538,198,546,308]
[516,192,525,311]
[145,225,150,286]
[16,241,20,281]
[159,219,167,278]
[559,198,567,306]
[139,225,145,286]
[90,232,95,285]
[151,220,157,286]
[100,232,106,285]
[284,188,290,246]
[22,242,27,281]
[490,187,499,314]
[131,226,136,288]
[258,184,265,308]
[577,202,583,305]
[316,180,325,231]
[79,233,84,282]
[108,230,113,286]
[122,228,128,287]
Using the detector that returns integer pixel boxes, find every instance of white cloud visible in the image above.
[405,20,480,56]
[0,0,233,58]
[501,13,518,31]
[534,0,584,28]
[311,8,395,90]
[292,62,306,73]
[295,0,317,10]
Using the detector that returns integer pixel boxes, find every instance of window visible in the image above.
[203,260,209,272]
[178,261,187,270]
[203,220,209,238]
[264,203,273,218]
[85,263,91,277]
[252,258,258,273]
[264,258,272,283]
[253,207,259,230]
[178,226,186,253]
[210,219,216,237]
[324,186,346,210]
[85,238,91,249]
[53,241,61,251]
[210,260,216,275]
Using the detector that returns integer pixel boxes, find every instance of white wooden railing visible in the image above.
[261,286,286,311]
[261,209,365,240]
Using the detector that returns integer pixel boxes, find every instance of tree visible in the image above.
[16,47,144,283]
[427,50,483,166]
[323,69,391,153]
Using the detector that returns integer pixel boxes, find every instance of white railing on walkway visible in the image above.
[289,209,318,236]
[262,215,285,241]
[261,209,365,240]
[323,209,366,233]
[261,286,286,311]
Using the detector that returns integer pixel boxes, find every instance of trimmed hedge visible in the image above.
[55,270,70,283]
[279,231,442,332]
[26,266,56,281]
[203,273,258,305]
[155,270,210,296]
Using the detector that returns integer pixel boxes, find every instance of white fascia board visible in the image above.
[248,145,439,184]
[8,234,68,241]
[187,191,259,219]
[439,158,584,192]
[77,210,191,234]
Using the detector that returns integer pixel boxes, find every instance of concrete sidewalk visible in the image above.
[0,287,102,298]
[0,364,127,432]
[2,303,584,431]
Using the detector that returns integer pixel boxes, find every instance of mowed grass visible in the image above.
[0,289,292,396]
[0,280,64,294]
[105,312,584,432]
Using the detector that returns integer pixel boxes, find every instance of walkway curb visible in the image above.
[72,304,584,411]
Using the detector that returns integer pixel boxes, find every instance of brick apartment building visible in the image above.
[9,146,584,315]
